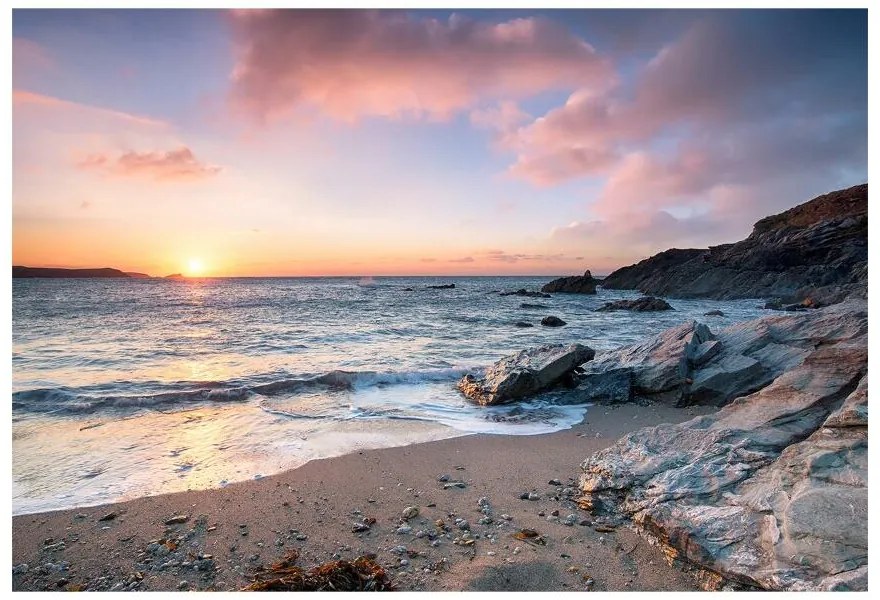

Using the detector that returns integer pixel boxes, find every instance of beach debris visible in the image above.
[401,506,419,520]
[442,481,467,490]
[98,512,117,522]
[512,529,546,546]
[243,550,391,591]
[164,515,189,525]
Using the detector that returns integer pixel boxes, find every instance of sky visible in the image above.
[11,9,867,277]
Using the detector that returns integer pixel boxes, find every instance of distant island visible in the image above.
[12,266,133,279]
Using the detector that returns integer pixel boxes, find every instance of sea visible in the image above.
[12,276,766,515]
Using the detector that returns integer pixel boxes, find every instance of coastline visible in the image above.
[12,402,713,592]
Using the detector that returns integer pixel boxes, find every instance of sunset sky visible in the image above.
[12,9,867,277]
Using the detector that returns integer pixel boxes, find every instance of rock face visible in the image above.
[540,270,598,294]
[576,303,867,590]
[457,343,595,406]
[596,297,673,312]
[601,184,867,305]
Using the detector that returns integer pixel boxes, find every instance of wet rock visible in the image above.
[500,288,551,298]
[540,316,567,327]
[427,283,455,289]
[578,303,868,590]
[520,303,549,309]
[704,310,725,316]
[514,321,534,328]
[458,343,594,405]
[596,296,673,312]
[541,270,598,294]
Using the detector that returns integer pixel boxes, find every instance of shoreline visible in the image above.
[12,402,713,591]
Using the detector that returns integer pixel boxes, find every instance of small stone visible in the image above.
[518,492,530,500]
[437,474,450,482]
[165,515,189,525]
[528,492,540,501]
[500,514,513,521]
[12,564,28,576]
[352,522,370,533]
[551,509,560,517]
[295,534,307,541]
[443,481,467,489]
[477,497,490,508]
[548,479,562,486]
[396,526,413,535]
[513,546,521,555]
[98,512,117,522]
[402,506,420,520]
[178,580,189,590]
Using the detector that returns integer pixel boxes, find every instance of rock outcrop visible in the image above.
[576,303,867,590]
[600,184,867,305]
[458,343,595,406]
[540,270,598,294]
[596,297,673,312]
[427,283,455,289]
[499,289,551,298]
[540,316,566,327]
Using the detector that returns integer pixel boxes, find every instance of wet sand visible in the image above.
[12,402,713,591]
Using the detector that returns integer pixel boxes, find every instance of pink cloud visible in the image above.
[13,38,56,85]
[76,147,222,181]
[13,89,169,129]
[228,10,613,122]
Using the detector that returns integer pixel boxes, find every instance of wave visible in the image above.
[12,367,473,416]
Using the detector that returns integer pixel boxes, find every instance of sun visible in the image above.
[186,258,205,277]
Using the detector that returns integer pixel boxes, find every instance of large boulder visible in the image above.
[600,184,867,305]
[577,303,867,590]
[458,343,595,406]
[596,297,673,312]
[540,270,598,294]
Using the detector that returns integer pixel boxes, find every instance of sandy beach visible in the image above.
[12,402,712,592]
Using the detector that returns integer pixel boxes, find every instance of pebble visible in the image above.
[396,526,413,535]
[402,506,420,520]
[165,515,189,525]
[437,474,450,482]
[518,492,530,500]
[430,539,441,547]
[178,581,189,590]
[399,559,409,567]
[528,492,540,501]
[98,512,117,522]
[513,546,521,555]
[548,479,562,486]
[295,534,307,541]
[351,523,370,533]
[390,545,408,555]
[477,497,490,508]
[12,564,28,576]
[487,551,496,556]
[500,514,513,521]
[443,481,467,489]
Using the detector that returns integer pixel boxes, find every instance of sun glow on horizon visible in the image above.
[186,257,205,277]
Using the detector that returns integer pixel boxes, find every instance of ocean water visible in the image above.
[12,276,766,514]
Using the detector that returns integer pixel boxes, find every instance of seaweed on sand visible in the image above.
[243,549,393,591]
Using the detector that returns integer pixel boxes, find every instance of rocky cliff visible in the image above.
[601,184,867,305]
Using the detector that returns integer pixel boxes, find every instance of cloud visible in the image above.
[448,256,475,263]
[13,38,56,87]
[76,147,222,181]
[228,10,613,121]
[13,89,169,129]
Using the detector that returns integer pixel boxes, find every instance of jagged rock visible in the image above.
[540,316,566,327]
[500,289,551,298]
[596,297,673,312]
[514,321,534,328]
[540,270,598,294]
[427,283,455,289]
[520,303,549,309]
[601,184,867,305]
[457,343,595,406]
[577,303,867,590]
[704,310,725,317]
